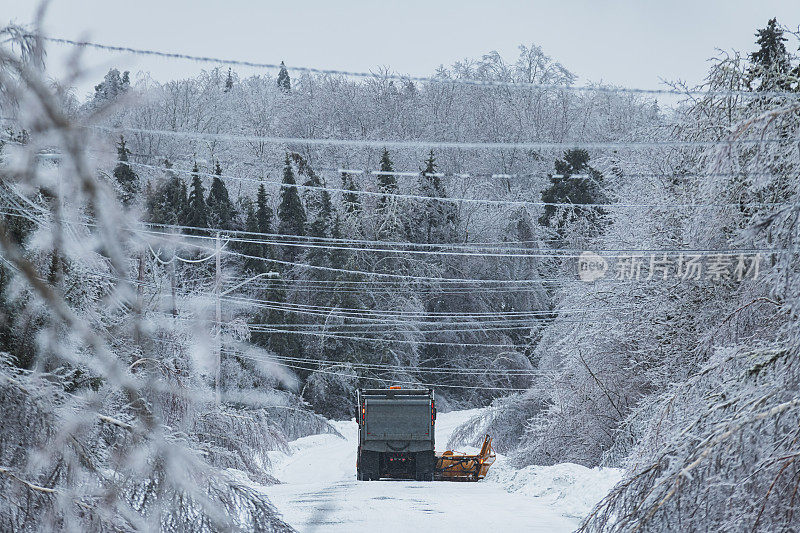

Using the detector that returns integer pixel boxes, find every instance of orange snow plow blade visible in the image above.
[434,434,496,481]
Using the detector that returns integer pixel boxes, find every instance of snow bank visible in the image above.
[486,458,623,519]
[265,419,355,484]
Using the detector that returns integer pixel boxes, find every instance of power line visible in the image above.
[226,302,574,320]
[228,306,624,326]
[87,271,632,334]
[0,210,779,288]
[98,142,800,184]
[75,155,738,210]
[141,222,794,259]
[0,204,787,284]
[227,285,552,296]
[144,232,565,283]
[0,206,736,292]
[232,352,531,391]
[229,281,559,294]
[151,342,539,391]
[110,274,565,327]
[115,152,800,184]
[267,360,531,392]
[181,314,566,331]
[0,180,783,288]
[119,158,800,211]
[145,220,779,253]
[94,124,792,153]
[7,130,791,183]
[222,276,571,286]
[235,352,546,376]
[218,294,584,321]
[6,136,797,211]
[236,322,547,333]
[150,337,538,389]
[215,295,618,317]
[151,224,792,258]
[145,221,795,256]
[148,243,223,264]
[167,290,594,326]
[149,336,539,389]
[95,271,577,327]
[143,230,790,276]
[38,35,800,99]
[217,296,634,327]
[244,325,515,348]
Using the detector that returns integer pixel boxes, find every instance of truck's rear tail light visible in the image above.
[389,385,401,389]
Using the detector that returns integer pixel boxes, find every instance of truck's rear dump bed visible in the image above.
[364,398,432,441]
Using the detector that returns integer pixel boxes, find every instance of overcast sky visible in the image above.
[2,0,798,101]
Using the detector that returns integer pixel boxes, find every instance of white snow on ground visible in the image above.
[258,408,620,532]
[486,460,623,520]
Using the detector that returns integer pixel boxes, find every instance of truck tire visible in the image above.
[414,451,435,481]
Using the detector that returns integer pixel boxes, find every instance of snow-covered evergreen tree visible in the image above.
[276,154,305,259]
[277,61,291,92]
[206,161,237,230]
[112,135,139,206]
[185,162,209,233]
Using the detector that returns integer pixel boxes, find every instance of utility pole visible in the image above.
[170,251,177,317]
[214,232,222,406]
[135,253,145,347]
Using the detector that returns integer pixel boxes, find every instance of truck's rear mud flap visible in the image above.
[357,449,380,481]
[414,450,435,481]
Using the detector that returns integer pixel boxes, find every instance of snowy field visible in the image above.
[257,409,622,532]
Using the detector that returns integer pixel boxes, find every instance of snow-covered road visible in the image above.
[259,409,617,532]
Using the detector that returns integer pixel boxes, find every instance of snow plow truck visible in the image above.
[356,387,495,481]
